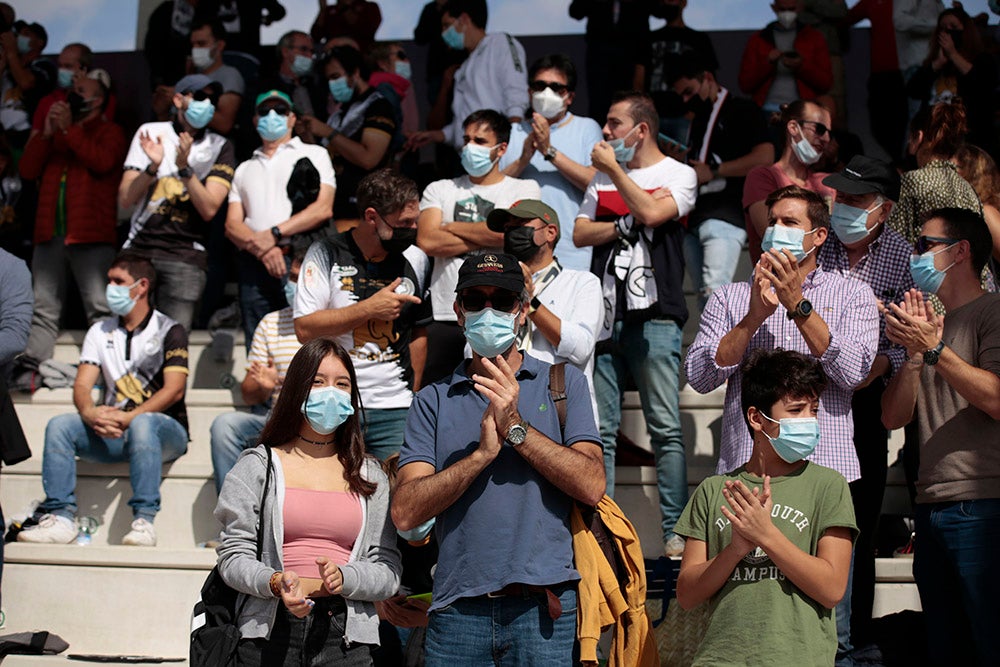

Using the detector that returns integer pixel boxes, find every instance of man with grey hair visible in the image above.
[294,168,431,460]
[260,29,322,117]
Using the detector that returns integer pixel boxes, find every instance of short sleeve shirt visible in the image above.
[207,64,245,96]
[79,310,190,432]
[246,307,301,405]
[399,354,601,611]
[674,463,857,666]
[742,164,834,261]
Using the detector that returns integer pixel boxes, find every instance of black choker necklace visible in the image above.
[298,434,335,446]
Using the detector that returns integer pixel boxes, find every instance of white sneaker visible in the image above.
[121,518,156,546]
[16,514,77,544]
[664,534,686,558]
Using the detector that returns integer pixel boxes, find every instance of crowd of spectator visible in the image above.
[1,0,999,665]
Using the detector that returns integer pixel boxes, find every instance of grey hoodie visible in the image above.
[214,445,401,646]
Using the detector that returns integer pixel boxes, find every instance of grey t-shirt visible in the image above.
[207,64,245,96]
[764,28,799,110]
[916,292,1000,503]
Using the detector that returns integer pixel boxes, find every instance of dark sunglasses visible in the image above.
[257,104,291,116]
[915,235,959,254]
[395,50,409,61]
[799,120,830,137]
[460,290,520,313]
[191,90,213,102]
[529,80,568,95]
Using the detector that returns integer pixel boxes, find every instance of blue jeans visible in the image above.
[683,218,747,311]
[835,548,856,666]
[150,258,207,332]
[361,407,408,461]
[596,319,687,541]
[425,583,577,666]
[39,412,188,521]
[238,252,289,348]
[210,411,267,493]
[913,499,1000,666]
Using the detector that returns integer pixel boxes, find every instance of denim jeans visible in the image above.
[835,548,856,667]
[24,239,113,364]
[913,499,1000,666]
[361,408,408,462]
[150,258,207,331]
[38,412,188,521]
[425,583,577,666]
[596,319,687,541]
[682,218,747,311]
[209,411,267,493]
[238,252,288,348]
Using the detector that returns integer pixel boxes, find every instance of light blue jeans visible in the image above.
[210,411,267,493]
[425,583,577,666]
[39,412,188,521]
[596,319,687,542]
[361,407,409,462]
[683,218,747,311]
[835,548,856,666]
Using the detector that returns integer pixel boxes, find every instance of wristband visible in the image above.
[269,571,283,598]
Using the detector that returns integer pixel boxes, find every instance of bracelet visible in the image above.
[269,571,283,598]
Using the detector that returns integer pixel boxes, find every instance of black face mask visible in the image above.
[947,28,963,49]
[686,94,712,117]
[504,226,543,263]
[653,4,681,21]
[380,226,417,255]
[67,91,93,120]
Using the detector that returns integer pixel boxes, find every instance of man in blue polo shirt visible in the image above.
[392,252,605,665]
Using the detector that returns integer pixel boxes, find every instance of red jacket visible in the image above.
[738,23,833,107]
[20,116,126,245]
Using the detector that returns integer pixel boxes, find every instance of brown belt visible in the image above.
[485,583,562,620]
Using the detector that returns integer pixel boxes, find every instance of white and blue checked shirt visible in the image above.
[684,266,879,481]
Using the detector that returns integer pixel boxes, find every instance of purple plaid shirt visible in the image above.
[818,227,916,378]
[684,266,879,481]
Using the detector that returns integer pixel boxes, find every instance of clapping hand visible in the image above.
[756,249,805,312]
[884,288,942,358]
[279,571,314,618]
[472,355,522,441]
[139,131,165,170]
[722,477,776,547]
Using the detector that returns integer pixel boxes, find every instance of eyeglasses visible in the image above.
[915,235,959,254]
[459,290,521,313]
[257,104,291,116]
[529,80,568,95]
[799,120,830,137]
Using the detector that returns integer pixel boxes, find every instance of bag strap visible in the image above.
[548,362,567,435]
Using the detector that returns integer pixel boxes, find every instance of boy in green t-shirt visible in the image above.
[674,349,857,666]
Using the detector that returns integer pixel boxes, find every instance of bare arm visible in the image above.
[675,537,752,610]
[605,162,678,226]
[278,183,334,236]
[416,207,477,258]
[572,217,618,248]
[123,370,187,419]
[881,358,922,429]
[209,92,241,135]
[118,169,154,210]
[550,149,599,192]
[224,200,254,248]
[447,221,503,248]
[761,526,854,608]
[182,173,230,222]
[933,347,1000,420]
[72,363,103,421]
[329,128,392,171]
[514,433,605,506]
[294,277,421,342]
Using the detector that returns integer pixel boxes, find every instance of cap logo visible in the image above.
[845,168,861,178]
[484,254,498,262]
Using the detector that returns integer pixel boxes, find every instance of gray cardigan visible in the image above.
[214,445,402,646]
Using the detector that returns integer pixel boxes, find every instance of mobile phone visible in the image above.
[658,133,688,153]
[406,592,433,604]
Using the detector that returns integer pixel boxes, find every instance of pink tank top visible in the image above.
[282,488,362,579]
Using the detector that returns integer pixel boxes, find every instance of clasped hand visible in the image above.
[472,355,522,457]
[721,477,774,556]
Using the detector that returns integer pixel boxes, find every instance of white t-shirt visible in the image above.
[419,174,541,321]
[229,137,336,232]
[444,33,529,148]
[500,113,604,272]
[246,307,300,405]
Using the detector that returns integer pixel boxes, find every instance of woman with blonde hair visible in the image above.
[954,143,1000,265]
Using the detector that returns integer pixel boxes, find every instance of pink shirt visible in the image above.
[282,488,362,579]
[742,164,834,263]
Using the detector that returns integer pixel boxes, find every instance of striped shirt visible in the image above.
[818,227,915,379]
[684,266,879,481]
[247,307,301,405]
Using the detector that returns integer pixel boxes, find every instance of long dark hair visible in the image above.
[257,337,376,497]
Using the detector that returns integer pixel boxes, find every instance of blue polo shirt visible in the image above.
[399,353,601,611]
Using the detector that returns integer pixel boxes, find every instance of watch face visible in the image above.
[799,300,813,316]
[507,423,527,445]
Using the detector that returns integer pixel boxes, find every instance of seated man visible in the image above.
[208,249,304,493]
[674,348,856,665]
[18,253,189,547]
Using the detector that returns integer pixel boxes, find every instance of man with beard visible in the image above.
[294,169,430,461]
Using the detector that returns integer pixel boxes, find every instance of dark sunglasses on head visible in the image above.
[460,290,520,313]
[799,120,830,137]
[529,80,568,95]
[257,104,291,116]
[915,235,959,254]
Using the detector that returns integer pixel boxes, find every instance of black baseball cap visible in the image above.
[823,155,901,201]
[455,252,524,294]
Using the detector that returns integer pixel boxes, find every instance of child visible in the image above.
[673,348,857,665]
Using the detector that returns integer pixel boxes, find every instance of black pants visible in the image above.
[849,381,889,645]
[237,596,372,667]
[421,321,466,386]
[867,70,908,162]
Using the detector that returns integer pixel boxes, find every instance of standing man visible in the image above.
[416,109,539,383]
[261,30,322,119]
[393,252,605,665]
[881,208,1000,667]
[573,90,697,557]
[0,20,55,148]
[500,54,603,272]
[225,89,336,344]
[294,168,430,461]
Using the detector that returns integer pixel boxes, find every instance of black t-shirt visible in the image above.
[328,89,397,219]
[688,95,770,228]
[644,26,719,118]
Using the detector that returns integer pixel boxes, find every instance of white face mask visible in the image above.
[776,10,797,29]
[191,46,214,71]
[531,88,566,119]
[791,123,821,166]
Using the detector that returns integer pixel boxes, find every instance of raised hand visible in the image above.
[476,408,501,462]
[139,131,165,169]
[316,556,344,595]
[756,249,805,312]
[248,358,279,393]
[749,260,779,323]
[176,131,193,170]
[721,477,776,546]
[472,355,522,437]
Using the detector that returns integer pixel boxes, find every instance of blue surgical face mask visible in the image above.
[761,224,818,262]
[909,244,957,294]
[291,54,313,77]
[442,23,465,50]
[463,307,519,358]
[830,198,883,245]
[461,142,497,177]
[16,35,31,55]
[301,385,355,436]
[607,125,640,164]
[395,60,412,80]
[57,68,74,89]
[257,110,289,142]
[184,98,215,129]
[328,76,354,103]
[106,281,139,316]
[761,412,820,463]
[398,516,435,543]
[284,280,297,308]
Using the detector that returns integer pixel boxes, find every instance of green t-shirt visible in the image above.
[673,463,858,667]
